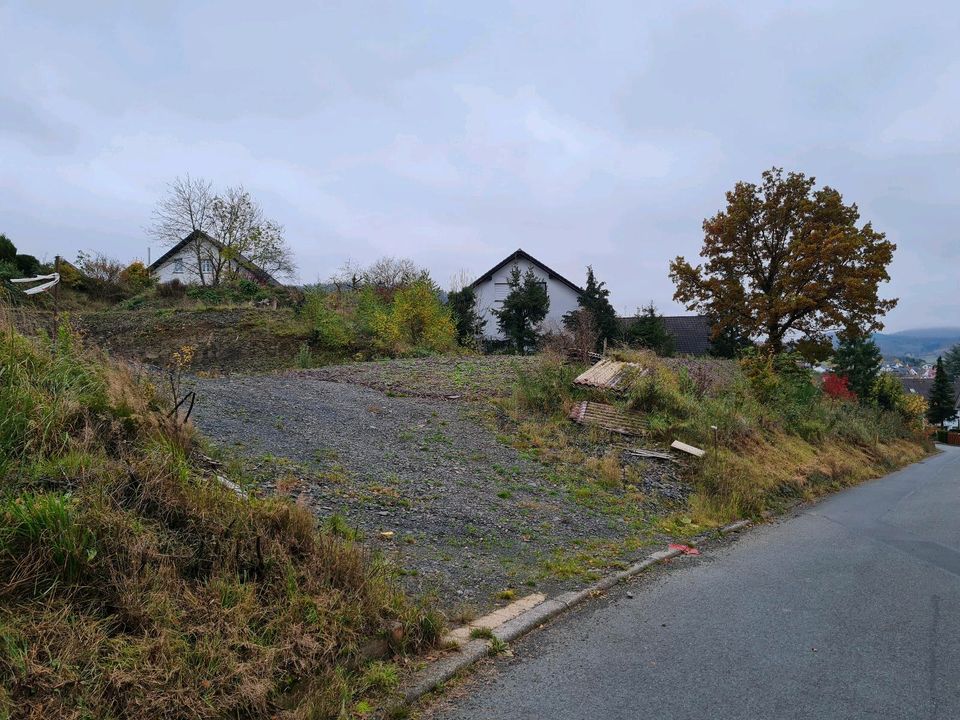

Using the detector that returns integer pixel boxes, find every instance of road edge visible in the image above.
[399,519,752,706]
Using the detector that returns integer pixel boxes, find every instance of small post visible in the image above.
[53,255,61,344]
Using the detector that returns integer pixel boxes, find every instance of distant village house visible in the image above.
[470,249,584,340]
[471,248,712,354]
[148,230,279,286]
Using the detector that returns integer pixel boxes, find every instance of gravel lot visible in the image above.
[189,360,686,612]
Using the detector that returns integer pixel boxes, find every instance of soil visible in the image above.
[75,308,311,372]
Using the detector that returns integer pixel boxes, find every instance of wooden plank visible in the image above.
[625,448,675,461]
[670,440,705,457]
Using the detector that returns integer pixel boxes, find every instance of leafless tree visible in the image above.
[329,256,432,300]
[149,175,214,245]
[449,268,474,293]
[568,308,599,363]
[330,259,363,296]
[362,256,428,290]
[149,177,295,286]
[207,185,295,284]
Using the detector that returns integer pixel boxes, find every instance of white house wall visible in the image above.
[473,259,582,340]
[153,245,255,285]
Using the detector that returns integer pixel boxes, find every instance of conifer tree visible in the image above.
[927,356,956,427]
[492,267,550,353]
[564,266,618,349]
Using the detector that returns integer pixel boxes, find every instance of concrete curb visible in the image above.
[400,520,754,706]
[719,519,751,534]
[401,546,684,704]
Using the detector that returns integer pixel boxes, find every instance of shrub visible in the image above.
[75,251,128,301]
[514,353,580,415]
[373,281,456,355]
[898,392,928,430]
[296,342,314,368]
[823,372,856,401]
[156,279,186,299]
[625,366,691,417]
[119,261,154,293]
[14,254,40,277]
[302,289,353,351]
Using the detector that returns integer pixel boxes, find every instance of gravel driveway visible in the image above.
[189,369,671,611]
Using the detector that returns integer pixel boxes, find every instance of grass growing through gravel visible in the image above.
[501,348,931,532]
[0,318,443,719]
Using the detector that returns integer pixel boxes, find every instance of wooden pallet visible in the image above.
[568,401,649,436]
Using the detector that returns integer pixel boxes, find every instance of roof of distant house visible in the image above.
[148,230,279,286]
[470,249,584,295]
[900,377,934,396]
[619,314,712,355]
[662,315,713,355]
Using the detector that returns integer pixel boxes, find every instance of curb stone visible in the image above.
[399,522,753,706]
[719,519,751,535]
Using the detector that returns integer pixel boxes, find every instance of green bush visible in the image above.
[119,261,154,293]
[372,281,456,355]
[303,289,353,351]
[302,282,456,359]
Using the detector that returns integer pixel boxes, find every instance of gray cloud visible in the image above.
[1,0,958,329]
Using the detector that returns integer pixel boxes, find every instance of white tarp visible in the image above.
[10,273,60,295]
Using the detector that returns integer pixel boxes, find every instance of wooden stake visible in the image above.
[53,255,61,345]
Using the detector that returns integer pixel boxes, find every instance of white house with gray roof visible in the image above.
[470,249,584,340]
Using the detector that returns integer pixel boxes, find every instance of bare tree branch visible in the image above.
[149,175,214,246]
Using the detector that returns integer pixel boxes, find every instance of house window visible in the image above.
[173,258,184,274]
[200,259,214,273]
[493,279,548,303]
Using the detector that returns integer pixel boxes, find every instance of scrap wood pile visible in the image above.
[568,356,704,461]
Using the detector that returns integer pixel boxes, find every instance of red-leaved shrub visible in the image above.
[823,372,856,401]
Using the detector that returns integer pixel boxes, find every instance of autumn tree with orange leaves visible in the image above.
[669,168,897,353]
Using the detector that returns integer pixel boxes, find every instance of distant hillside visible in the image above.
[871,327,960,360]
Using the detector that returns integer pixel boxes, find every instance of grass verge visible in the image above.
[501,348,931,532]
[0,318,442,719]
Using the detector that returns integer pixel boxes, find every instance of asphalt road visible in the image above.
[436,445,960,720]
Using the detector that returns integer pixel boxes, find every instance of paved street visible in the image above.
[437,446,960,720]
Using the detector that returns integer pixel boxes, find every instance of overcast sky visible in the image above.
[2,1,958,331]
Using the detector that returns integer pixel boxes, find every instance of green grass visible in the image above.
[0,315,443,719]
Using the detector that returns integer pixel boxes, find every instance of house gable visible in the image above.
[470,249,584,295]
[471,249,584,340]
[148,230,279,286]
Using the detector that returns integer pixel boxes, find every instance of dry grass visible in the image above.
[583,451,623,489]
[501,350,932,528]
[0,318,443,719]
[687,433,928,526]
